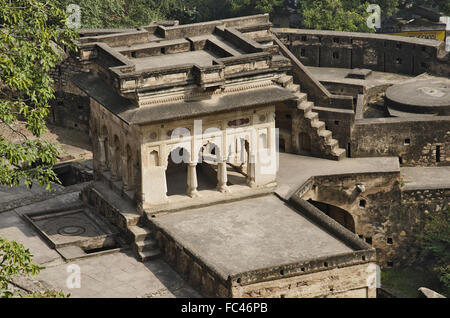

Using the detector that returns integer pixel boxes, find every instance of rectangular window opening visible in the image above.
[436,145,441,162]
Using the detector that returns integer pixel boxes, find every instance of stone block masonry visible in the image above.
[351,117,450,166]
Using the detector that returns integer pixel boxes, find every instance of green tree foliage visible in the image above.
[421,207,450,290]
[229,0,284,16]
[401,0,450,16]
[167,0,234,24]
[0,236,67,298]
[0,0,77,189]
[298,0,401,32]
[57,0,171,28]
[56,0,284,28]
[300,0,373,32]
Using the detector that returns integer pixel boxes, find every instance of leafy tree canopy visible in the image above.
[56,0,284,27]
[229,0,284,16]
[0,0,77,189]
[57,0,168,28]
[421,207,450,292]
[298,0,401,32]
[0,236,68,297]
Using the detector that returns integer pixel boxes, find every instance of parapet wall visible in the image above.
[351,117,450,166]
[149,196,375,298]
[274,28,450,77]
[298,169,449,268]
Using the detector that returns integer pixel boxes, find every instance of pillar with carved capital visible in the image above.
[187,163,199,197]
[217,161,230,193]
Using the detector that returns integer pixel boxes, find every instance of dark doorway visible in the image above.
[166,147,189,196]
[279,138,286,152]
[436,145,441,163]
[299,132,311,152]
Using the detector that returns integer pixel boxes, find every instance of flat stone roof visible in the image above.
[152,195,354,280]
[276,153,400,200]
[133,50,219,70]
[401,167,450,190]
[307,66,412,89]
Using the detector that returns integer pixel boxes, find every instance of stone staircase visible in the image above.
[276,74,346,161]
[82,181,161,262]
[127,224,161,262]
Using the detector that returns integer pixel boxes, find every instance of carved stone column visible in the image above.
[247,154,256,188]
[187,163,199,198]
[217,161,230,193]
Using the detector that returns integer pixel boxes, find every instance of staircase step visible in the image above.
[287,83,300,93]
[305,112,318,121]
[297,101,313,114]
[332,147,347,160]
[138,249,162,262]
[277,75,293,87]
[294,92,308,103]
[134,239,158,252]
[311,120,325,130]
[319,130,332,139]
[326,138,339,148]
[128,225,153,241]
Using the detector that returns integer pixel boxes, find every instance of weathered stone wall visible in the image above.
[400,187,449,264]
[232,263,376,298]
[49,54,90,132]
[301,171,449,268]
[301,172,403,267]
[274,28,450,77]
[351,118,450,166]
[89,98,141,204]
[313,108,354,151]
[402,188,449,209]
[151,226,230,298]
[150,218,376,298]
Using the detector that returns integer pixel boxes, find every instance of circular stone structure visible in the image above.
[386,79,450,117]
[57,225,86,236]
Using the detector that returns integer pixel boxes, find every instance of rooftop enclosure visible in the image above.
[76,15,289,107]
[274,28,450,77]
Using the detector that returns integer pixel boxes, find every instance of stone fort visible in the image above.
[12,14,450,298]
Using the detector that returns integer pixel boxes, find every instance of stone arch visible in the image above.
[198,141,221,163]
[195,142,222,192]
[308,199,356,233]
[166,146,190,196]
